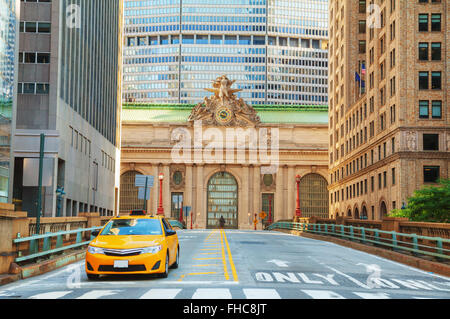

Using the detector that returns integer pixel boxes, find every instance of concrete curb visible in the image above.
[0,249,86,286]
[275,229,450,277]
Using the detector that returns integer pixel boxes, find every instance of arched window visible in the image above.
[361,206,368,219]
[299,174,329,218]
[120,171,145,214]
[354,207,360,219]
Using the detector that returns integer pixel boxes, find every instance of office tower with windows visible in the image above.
[123,0,329,106]
[12,0,123,218]
[0,0,19,203]
[328,0,449,220]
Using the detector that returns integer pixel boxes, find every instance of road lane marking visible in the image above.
[29,291,73,299]
[200,252,222,255]
[200,248,221,251]
[222,229,238,282]
[220,227,230,281]
[353,292,391,299]
[192,288,232,299]
[193,257,222,260]
[76,290,121,299]
[140,289,182,299]
[193,264,221,267]
[302,290,346,299]
[243,289,281,299]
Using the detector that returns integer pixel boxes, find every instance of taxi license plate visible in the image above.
[114,260,129,268]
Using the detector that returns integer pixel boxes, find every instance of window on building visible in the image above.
[431,14,441,31]
[432,101,442,119]
[431,43,441,60]
[419,72,428,90]
[418,43,428,60]
[423,134,439,151]
[423,166,440,183]
[419,100,429,118]
[418,14,428,31]
[431,72,441,89]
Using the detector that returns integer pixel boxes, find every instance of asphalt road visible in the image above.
[0,229,449,300]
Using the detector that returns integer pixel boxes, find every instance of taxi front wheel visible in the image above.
[170,246,180,269]
[160,252,169,278]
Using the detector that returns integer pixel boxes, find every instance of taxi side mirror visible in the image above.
[166,229,176,236]
[91,230,100,237]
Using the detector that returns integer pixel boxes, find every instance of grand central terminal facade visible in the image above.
[119,76,330,229]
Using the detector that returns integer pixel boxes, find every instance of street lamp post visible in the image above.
[295,175,302,217]
[157,173,164,215]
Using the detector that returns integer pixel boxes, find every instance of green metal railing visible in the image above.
[13,227,103,263]
[266,222,450,261]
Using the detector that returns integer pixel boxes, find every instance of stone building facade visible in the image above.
[120,77,330,229]
[328,0,449,220]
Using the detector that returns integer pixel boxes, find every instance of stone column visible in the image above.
[287,166,295,220]
[253,165,261,227]
[151,165,159,214]
[239,165,250,229]
[275,166,284,222]
[163,165,171,217]
[196,164,205,228]
[185,164,193,227]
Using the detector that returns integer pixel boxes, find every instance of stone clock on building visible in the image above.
[120,76,330,229]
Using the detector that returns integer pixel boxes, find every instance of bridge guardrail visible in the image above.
[13,227,103,263]
[266,222,450,261]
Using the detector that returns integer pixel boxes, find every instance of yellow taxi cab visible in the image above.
[85,213,179,280]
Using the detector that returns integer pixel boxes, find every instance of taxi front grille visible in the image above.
[98,265,147,272]
[103,248,144,257]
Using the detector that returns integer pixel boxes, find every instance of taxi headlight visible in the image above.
[88,245,105,255]
[141,245,162,254]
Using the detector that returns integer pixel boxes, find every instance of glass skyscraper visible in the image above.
[0,0,17,202]
[123,0,328,106]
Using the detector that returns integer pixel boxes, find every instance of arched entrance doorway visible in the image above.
[207,172,238,229]
[380,201,388,219]
[299,174,329,218]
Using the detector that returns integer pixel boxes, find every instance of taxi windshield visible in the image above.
[100,219,163,236]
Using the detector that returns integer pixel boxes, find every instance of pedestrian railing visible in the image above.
[13,227,103,263]
[266,222,450,261]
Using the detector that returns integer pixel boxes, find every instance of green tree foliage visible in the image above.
[389,179,450,223]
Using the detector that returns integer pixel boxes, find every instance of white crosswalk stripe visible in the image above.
[353,292,391,299]
[302,290,346,299]
[192,288,232,299]
[13,288,445,300]
[29,291,73,299]
[243,289,281,299]
[140,289,182,299]
[76,290,121,299]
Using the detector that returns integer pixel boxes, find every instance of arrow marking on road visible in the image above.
[267,260,290,268]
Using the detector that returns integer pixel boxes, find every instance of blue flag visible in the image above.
[355,72,361,82]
